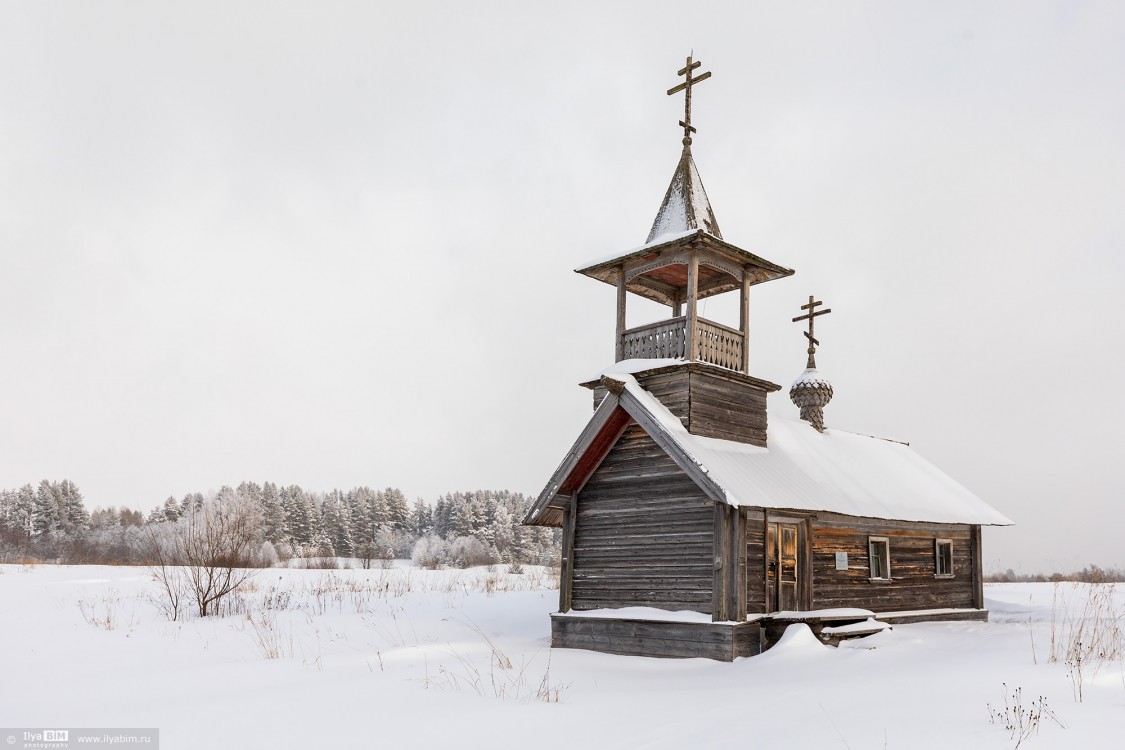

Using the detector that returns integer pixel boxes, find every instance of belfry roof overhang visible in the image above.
[576,229,795,307]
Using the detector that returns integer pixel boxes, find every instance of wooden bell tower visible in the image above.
[578,55,794,446]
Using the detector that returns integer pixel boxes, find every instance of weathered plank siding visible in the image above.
[638,368,691,424]
[713,504,747,622]
[570,424,714,613]
[810,514,977,611]
[583,363,777,447]
[628,366,769,447]
[744,510,767,614]
[686,369,768,446]
[551,615,761,660]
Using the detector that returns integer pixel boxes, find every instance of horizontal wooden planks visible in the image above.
[552,615,761,661]
[687,370,769,447]
[810,519,976,611]
[633,369,690,426]
[571,424,714,614]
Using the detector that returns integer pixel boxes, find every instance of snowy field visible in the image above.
[2,564,1123,749]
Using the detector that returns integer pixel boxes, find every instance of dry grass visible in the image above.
[244,611,293,659]
[423,617,568,703]
[77,588,131,631]
[1045,582,1124,702]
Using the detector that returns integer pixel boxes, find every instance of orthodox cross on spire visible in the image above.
[792,295,832,369]
[667,53,711,146]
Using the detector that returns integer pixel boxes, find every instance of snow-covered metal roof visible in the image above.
[527,369,1012,527]
[617,373,1012,525]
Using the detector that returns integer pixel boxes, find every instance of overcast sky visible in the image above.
[2,2,1122,572]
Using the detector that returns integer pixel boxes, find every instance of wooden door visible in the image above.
[766,522,800,612]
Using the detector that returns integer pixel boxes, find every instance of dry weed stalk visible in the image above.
[987,683,1064,748]
[1047,581,1123,701]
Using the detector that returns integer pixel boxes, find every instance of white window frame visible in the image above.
[868,536,891,582]
[935,538,954,578]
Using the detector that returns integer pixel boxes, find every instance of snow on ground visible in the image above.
[2,564,1123,749]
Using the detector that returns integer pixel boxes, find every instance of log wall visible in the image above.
[551,615,761,660]
[570,424,715,613]
[686,369,768,446]
[810,514,977,611]
[631,366,770,447]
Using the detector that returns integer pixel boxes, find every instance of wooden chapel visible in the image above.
[523,56,1011,660]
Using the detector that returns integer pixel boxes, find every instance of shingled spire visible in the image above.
[647,54,722,244]
[647,147,722,243]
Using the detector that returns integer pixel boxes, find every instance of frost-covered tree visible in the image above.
[385,487,410,531]
[320,491,353,556]
[409,499,432,537]
[258,481,287,543]
[33,480,62,535]
[148,496,182,524]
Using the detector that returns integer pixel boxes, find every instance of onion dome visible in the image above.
[790,295,833,432]
[789,368,833,433]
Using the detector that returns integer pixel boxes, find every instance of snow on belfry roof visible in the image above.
[647,145,722,244]
[608,372,1012,526]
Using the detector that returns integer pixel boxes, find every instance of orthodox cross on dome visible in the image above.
[667,53,712,146]
[792,295,832,369]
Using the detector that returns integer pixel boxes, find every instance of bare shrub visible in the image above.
[147,495,260,619]
[356,540,377,570]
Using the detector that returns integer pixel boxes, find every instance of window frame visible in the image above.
[868,536,891,582]
[934,538,954,578]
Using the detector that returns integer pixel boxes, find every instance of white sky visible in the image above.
[1,2,1122,573]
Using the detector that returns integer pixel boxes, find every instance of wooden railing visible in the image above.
[621,317,688,360]
[695,318,744,371]
[620,316,744,372]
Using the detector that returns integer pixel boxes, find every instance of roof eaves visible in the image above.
[523,390,626,526]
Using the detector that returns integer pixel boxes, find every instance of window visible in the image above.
[935,539,954,578]
[868,536,890,581]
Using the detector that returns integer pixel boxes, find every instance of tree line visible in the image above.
[0,479,559,568]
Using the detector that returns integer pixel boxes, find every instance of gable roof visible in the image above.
[526,372,1012,528]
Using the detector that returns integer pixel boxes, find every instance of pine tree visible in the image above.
[51,480,88,530]
[320,491,353,556]
[282,486,313,547]
[385,487,410,531]
[409,499,432,537]
[13,485,35,540]
[33,480,61,535]
[259,481,287,543]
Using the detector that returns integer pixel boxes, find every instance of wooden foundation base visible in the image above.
[550,608,989,661]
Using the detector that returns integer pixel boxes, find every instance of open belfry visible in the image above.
[524,56,1011,660]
